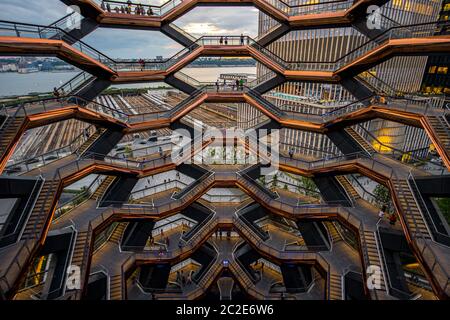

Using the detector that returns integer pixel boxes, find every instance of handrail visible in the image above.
[262,176,321,198]
[346,174,394,213]
[53,174,107,220]
[98,0,353,18]
[393,175,450,294]
[285,21,450,70]
[99,0,183,17]
[58,71,94,94]
[355,124,448,175]
[181,211,215,241]
[0,20,116,67]
[234,210,269,241]
[0,176,44,242]
[167,23,196,42]
[374,219,416,299]
[261,0,353,15]
[3,19,448,74]
[5,125,95,175]
[237,170,279,200]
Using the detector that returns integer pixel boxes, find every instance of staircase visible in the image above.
[21,181,57,240]
[345,127,376,155]
[0,116,25,157]
[246,90,285,118]
[237,173,278,202]
[362,230,386,292]
[109,223,127,244]
[77,129,106,156]
[325,222,342,244]
[427,115,450,152]
[91,176,116,201]
[335,175,361,202]
[109,275,123,300]
[392,179,431,239]
[329,272,342,300]
[166,89,204,118]
[70,231,89,268]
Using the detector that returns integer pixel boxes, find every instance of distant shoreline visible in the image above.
[0,65,254,74]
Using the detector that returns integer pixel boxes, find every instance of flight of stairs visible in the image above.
[362,230,386,292]
[71,231,89,267]
[345,127,376,155]
[427,116,450,152]
[76,129,105,156]
[0,116,25,157]
[392,179,431,239]
[90,176,116,201]
[110,275,123,300]
[336,175,361,202]
[108,223,127,244]
[21,180,57,240]
[237,175,276,203]
[325,222,342,244]
[329,272,342,300]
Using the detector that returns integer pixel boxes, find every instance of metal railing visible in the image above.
[408,172,450,244]
[355,124,448,175]
[97,0,183,17]
[374,219,417,300]
[285,21,450,71]
[0,176,44,244]
[4,125,95,175]
[393,176,450,296]
[172,171,214,200]
[53,175,107,220]
[2,19,449,76]
[261,0,353,16]
[58,71,94,95]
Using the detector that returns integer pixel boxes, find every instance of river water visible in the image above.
[0,66,256,97]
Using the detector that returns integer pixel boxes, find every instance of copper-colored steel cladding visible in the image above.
[1,0,450,301]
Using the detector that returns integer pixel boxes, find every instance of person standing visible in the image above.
[389,213,397,225]
[289,147,294,159]
[377,205,386,223]
[240,33,244,45]
[53,87,61,102]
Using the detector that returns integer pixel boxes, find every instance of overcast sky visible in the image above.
[0,0,259,58]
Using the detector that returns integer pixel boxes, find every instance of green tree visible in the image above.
[272,174,278,188]
[374,184,390,209]
[300,177,318,197]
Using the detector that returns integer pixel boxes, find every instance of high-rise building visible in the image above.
[239,0,445,157]
[421,0,450,95]
[0,0,449,303]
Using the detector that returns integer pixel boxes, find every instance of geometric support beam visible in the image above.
[161,23,196,48]
[58,18,99,45]
[340,77,374,102]
[75,78,112,100]
[326,129,372,157]
[80,128,125,158]
[313,176,353,207]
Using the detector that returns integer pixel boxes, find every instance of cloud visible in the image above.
[0,1,259,58]
[0,0,68,25]
[176,7,258,37]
